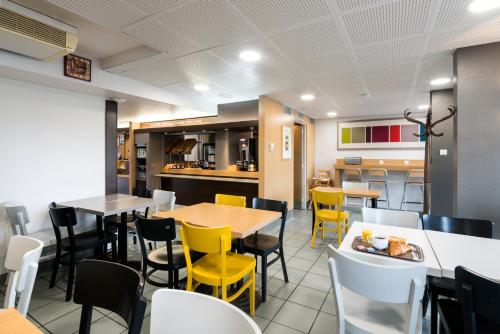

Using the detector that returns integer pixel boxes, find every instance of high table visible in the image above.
[339,221,442,277]
[0,308,42,334]
[311,187,381,234]
[425,230,500,280]
[59,194,154,268]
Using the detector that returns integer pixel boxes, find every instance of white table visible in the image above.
[59,194,154,267]
[425,230,500,280]
[339,221,442,277]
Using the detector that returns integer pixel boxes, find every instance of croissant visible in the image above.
[389,242,412,257]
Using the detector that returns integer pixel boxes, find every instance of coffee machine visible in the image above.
[238,138,257,171]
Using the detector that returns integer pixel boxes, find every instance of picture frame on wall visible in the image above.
[337,118,426,150]
[64,54,91,82]
[282,126,292,159]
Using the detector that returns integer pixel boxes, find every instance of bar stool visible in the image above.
[400,169,424,210]
[344,168,362,182]
[368,169,390,208]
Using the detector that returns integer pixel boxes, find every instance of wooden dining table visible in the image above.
[0,308,42,334]
[59,194,154,268]
[154,202,282,249]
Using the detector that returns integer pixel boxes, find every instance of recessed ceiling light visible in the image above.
[326,111,338,117]
[430,78,451,86]
[239,50,261,62]
[300,94,315,101]
[418,104,429,110]
[469,0,500,12]
[193,84,210,91]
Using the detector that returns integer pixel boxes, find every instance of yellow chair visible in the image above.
[215,194,246,207]
[311,190,349,248]
[180,222,256,315]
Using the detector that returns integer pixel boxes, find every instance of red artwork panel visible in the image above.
[372,126,389,142]
[390,125,401,142]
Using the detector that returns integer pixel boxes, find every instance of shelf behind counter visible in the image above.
[155,168,259,206]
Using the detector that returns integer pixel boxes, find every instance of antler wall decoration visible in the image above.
[404,105,457,214]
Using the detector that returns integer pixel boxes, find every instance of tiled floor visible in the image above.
[1,209,431,333]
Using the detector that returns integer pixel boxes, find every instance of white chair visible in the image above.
[4,203,30,235]
[151,289,261,334]
[362,207,420,229]
[152,189,176,214]
[342,181,369,210]
[3,235,44,316]
[327,245,426,334]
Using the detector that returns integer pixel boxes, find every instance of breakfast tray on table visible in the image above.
[351,236,424,262]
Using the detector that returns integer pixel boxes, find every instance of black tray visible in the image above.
[352,236,424,262]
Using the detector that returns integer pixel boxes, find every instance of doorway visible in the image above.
[293,123,306,210]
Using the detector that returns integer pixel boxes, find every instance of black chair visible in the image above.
[48,203,117,301]
[135,214,186,288]
[438,266,500,334]
[240,198,288,303]
[74,259,147,334]
[422,214,494,334]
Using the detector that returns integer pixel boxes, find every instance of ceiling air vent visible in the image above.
[0,0,78,60]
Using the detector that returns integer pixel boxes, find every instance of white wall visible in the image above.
[0,77,105,261]
[314,118,424,170]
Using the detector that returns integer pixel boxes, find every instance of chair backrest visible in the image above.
[362,207,420,229]
[3,235,44,316]
[133,187,151,198]
[48,202,77,247]
[327,245,426,334]
[312,190,344,208]
[344,168,362,181]
[368,168,388,181]
[135,214,177,267]
[74,260,147,334]
[422,214,493,238]
[455,266,500,333]
[316,169,331,179]
[215,194,246,207]
[152,189,176,213]
[4,203,30,236]
[407,169,424,182]
[252,198,287,242]
[150,290,261,334]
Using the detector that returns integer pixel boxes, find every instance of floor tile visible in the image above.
[90,316,127,334]
[309,261,330,277]
[252,315,271,332]
[255,295,285,320]
[44,307,104,334]
[140,316,151,334]
[288,286,328,310]
[283,238,307,248]
[29,297,81,325]
[263,322,303,334]
[300,272,332,292]
[286,257,314,271]
[273,267,306,284]
[273,301,318,333]
[294,249,322,261]
[309,312,339,334]
[320,292,337,315]
[265,278,297,300]
[29,286,66,312]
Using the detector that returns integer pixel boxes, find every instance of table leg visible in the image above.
[371,197,377,208]
[118,212,128,264]
[311,204,316,235]
[95,216,103,257]
[334,168,341,187]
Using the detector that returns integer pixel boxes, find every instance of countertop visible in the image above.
[159,168,259,179]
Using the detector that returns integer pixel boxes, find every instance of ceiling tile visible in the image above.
[362,61,417,83]
[434,0,500,31]
[47,0,145,29]
[121,61,196,86]
[123,20,200,59]
[156,0,256,48]
[355,35,425,68]
[205,72,262,91]
[211,38,288,67]
[418,54,453,80]
[121,0,183,15]
[230,0,331,32]
[367,80,413,97]
[173,51,238,78]
[335,0,384,12]
[269,18,344,59]
[295,52,355,77]
[343,0,432,46]
[315,72,364,89]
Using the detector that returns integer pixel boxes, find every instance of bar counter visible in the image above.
[155,168,259,206]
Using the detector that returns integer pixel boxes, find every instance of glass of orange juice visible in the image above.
[362,229,373,242]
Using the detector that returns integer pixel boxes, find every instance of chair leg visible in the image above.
[66,253,75,301]
[133,235,137,245]
[111,241,117,261]
[261,255,267,303]
[49,248,61,288]
[422,283,429,318]
[337,221,343,245]
[385,182,390,208]
[186,271,193,292]
[430,286,438,334]
[279,246,289,283]
[311,218,320,248]
[400,182,407,210]
[79,305,92,334]
[212,286,218,297]
[249,269,256,316]
[148,242,153,251]
[174,269,179,289]
[168,269,174,289]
